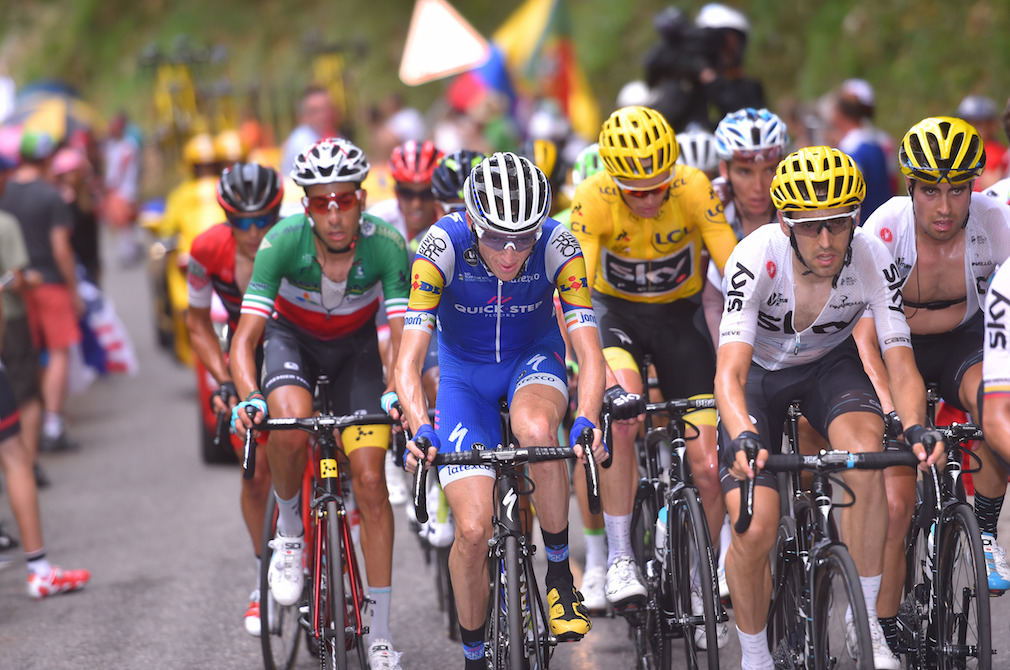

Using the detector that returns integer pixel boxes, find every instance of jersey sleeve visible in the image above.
[717,242,765,349]
[375,222,411,321]
[545,225,598,334]
[186,230,214,310]
[404,225,453,334]
[984,263,1010,397]
[859,233,912,354]
[240,221,291,319]
[684,169,737,272]
[569,178,614,291]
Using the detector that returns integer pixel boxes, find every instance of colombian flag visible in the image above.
[492,0,601,140]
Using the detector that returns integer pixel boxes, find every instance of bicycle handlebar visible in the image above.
[734,448,920,534]
[603,396,715,470]
[241,412,395,480]
[411,429,602,523]
[936,422,984,444]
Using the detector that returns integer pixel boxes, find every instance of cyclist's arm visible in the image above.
[230,313,267,408]
[686,169,737,273]
[186,307,230,386]
[853,313,894,413]
[701,264,723,348]
[393,327,431,435]
[568,180,612,290]
[881,344,939,465]
[714,341,758,439]
[377,224,411,394]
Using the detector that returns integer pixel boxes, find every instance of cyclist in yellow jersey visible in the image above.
[570,106,737,631]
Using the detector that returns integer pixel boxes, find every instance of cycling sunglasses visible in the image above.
[474,225,542,252]
[395,184,436,202]
[900,163,981,186]
[782,210,859,237]
[614,173,676,199]
[302,191,363,215]
[227,212,279,231]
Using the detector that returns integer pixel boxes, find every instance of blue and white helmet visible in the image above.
[714,108,789,163]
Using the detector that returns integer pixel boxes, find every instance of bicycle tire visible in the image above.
[259,495,302,670]
[671,490,720,669]
[935,503,991,670]
[504,534,529,670]
[487,553,508,670]
[435,545,460,641]
[767,516,804,669]
[322,499,348,670]
[902,496,933,670]
[632,478,662,571]
[811,543,871,670]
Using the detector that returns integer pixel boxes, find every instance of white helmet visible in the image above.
[714,108,789,162]
[290,137,370,186]
[615,81,655,110]
[676,129,720,173]
[464,152,551,235]
[696,3,750,33]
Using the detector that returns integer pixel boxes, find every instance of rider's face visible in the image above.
[909,180,972,243]
[395,182,438,235]
[305,182,364,252]
[722,158,777,222]
[779,206,855,279]
[617,169,673,220]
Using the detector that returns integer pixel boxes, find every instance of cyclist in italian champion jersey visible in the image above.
[717,146,942,670]
[701,107,789,346]
[854,118,1010,628]
[186,162,282,636]
[570,105,737,616]
[395,152,608,670]
[230,137,410,669]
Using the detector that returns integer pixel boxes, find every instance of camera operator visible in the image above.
[644,3,765,132]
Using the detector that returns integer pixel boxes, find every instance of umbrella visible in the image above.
[4,89,103,144]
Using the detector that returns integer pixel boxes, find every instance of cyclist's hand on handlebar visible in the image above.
[904,424,946,470]
[231,396,266,437]
[380,391,403,430]
[210,381,238,414]
[604,384,645,424]
[404,424,439,474]
[569,416,608,464]
[729,431,766,481]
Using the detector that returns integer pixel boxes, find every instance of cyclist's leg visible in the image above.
[878,464,915,635]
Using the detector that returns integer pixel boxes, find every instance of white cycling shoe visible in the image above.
[267,533,305,607]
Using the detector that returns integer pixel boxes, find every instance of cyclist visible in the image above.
[230,137,410,669]
[570,105,737,624]
[982,261,1010,495]
[185,162,282,636]
[396,152,608,669]
[366,139,444,505]
[675,127,720,180]
[854,117,1010,652]
[520,138,570,216]
[430,148,484,215]
[717,145,942,670]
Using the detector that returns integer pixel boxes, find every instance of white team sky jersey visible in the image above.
[984,177,1010,207]
[983,261,1010,395]
[718,224,910,371]
[863,195,1010,327]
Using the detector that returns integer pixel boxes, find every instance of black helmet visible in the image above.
[216,162,284,215]
[431,149,485,202]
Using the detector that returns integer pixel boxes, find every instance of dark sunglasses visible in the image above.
[782,210,859,237]
[475,226,541,252]
[227,212,278,231]
[302,191,362,215]
[395,184,436,202]
[616,173,675,199]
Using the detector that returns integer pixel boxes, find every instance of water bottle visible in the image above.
[655,505,668,563]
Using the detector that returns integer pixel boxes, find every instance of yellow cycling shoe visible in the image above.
[547,582,592,640]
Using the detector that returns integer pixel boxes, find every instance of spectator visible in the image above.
[957,95,1008,191]
[825,82,891,223]
[0,131,81,453]
[102,111,142,267]
[280,85,338,177]
[52,147,101,285]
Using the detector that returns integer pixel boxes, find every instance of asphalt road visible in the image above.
[0,238,1008,669]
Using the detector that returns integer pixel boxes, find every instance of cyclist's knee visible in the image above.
[353,462,386,507]
[730,520,777,560]
[453,517,493,558]
[269,429,307,456]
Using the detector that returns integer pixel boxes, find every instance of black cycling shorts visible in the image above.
[1,316,40,405]
[0,368,21,442]
[911,310,983,414]
[261,315,384,415]
[718,338,883,495]
[593,292,714,398]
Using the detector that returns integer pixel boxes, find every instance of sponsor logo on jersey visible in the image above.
[880,227,893,243]
[882,263,904,312]
[463,247,479,266]
[766,292,787,307]
[650,227,688,254]
[988,288,1010,350]
[360,219,376,237]
[552,229,580,258]
[417,233,448,260]
[725,261,755,313]
[407,258,444,312]
[452,299,544,315]
[766,261,776,278]
[603,246,694,294]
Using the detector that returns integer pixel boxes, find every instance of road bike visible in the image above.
[737,403,920,670]
[243,375,394,670]
[411,400,601,670]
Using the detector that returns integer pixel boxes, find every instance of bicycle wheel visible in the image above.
[504,534,529,670]
[259,495,302,670]
[321,499,348,670]
[487,553,508,670]
[632,478,662,571]
[671,490,720,669]
[767,516,804,669]
[935,503,991,670]
[811,543,871,670]
[901,498,933,670]
[435,545,460,640]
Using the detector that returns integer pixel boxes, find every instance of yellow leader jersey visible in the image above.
[570,166,737,304]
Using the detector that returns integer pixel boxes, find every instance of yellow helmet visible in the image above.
[770,146,865,211]
[598,106,678,181]
[520,138,560,184]
[214,129,246,165]
[183,133,216,167]
[899,116,985,185]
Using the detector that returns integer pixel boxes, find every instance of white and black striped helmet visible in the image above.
[463,152,551,235]
[290,137,370,186]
